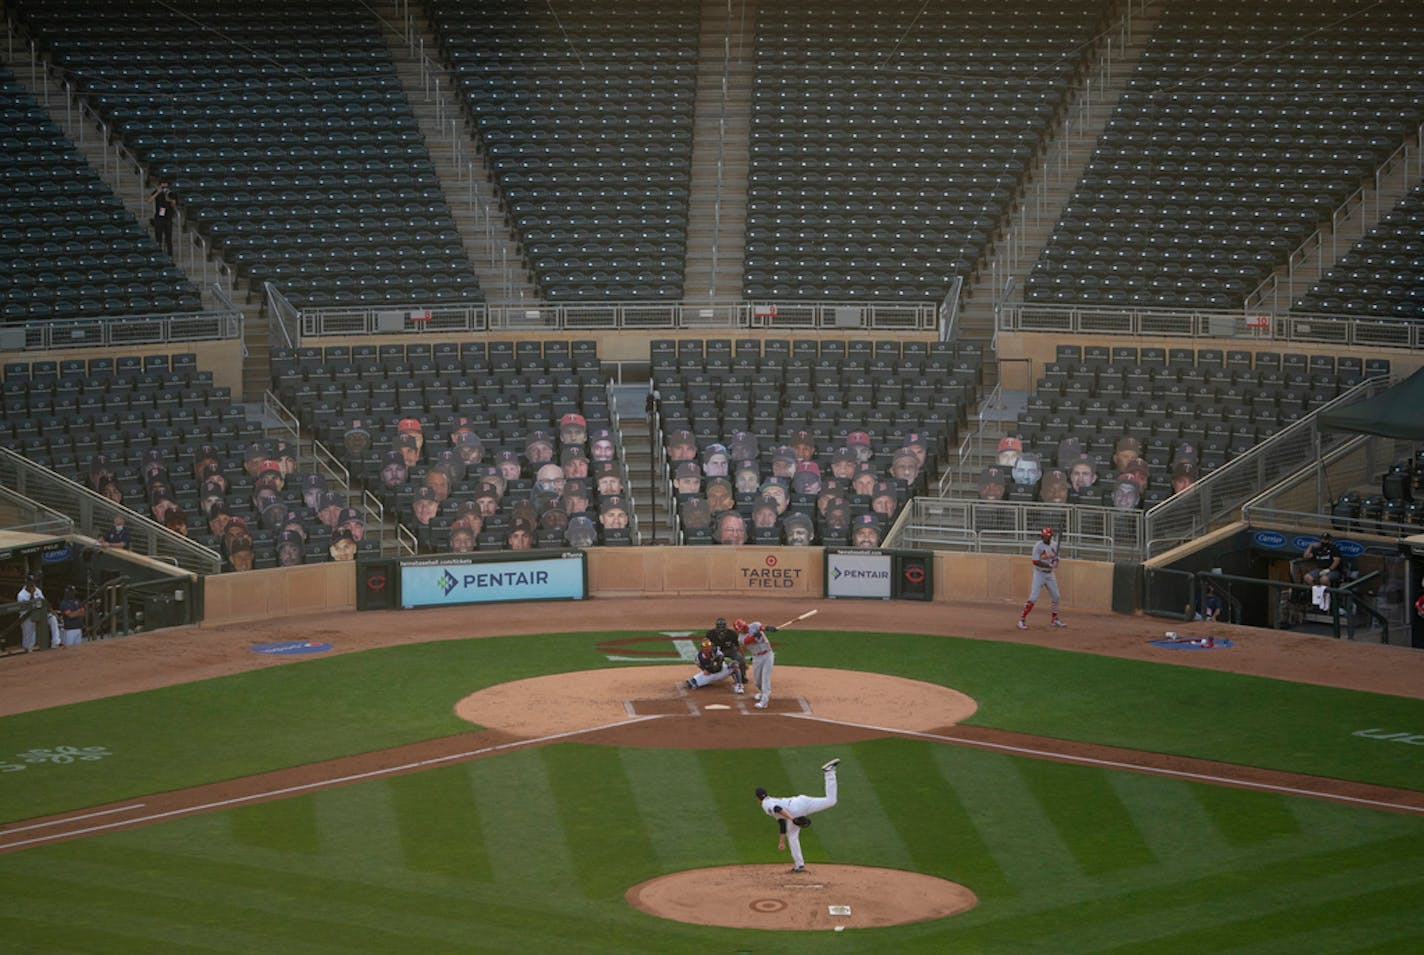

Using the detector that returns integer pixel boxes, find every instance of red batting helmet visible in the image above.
[1040,527,1054,537]
[733,617,748,633]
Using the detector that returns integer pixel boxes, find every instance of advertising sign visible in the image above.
[398,551,586,609]
[824,549,893,599]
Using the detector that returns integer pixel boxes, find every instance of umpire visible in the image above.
[706,616,747,694]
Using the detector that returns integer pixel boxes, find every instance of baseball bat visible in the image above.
[774,609,818,630]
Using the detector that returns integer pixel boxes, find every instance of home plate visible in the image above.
[705,703,731,710]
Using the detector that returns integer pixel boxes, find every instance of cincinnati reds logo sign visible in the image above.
[903,566,925,584]
[365,572,387,591]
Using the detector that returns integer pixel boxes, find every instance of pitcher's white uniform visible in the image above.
[757,759,840,872]
[738,619,777,708]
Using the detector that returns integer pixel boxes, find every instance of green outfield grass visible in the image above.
[1,628,1422,951]
[2,741,1421,953]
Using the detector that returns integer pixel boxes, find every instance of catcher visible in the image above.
[704,616,747,694]
[680,639,738,692]
[755,758,841,873]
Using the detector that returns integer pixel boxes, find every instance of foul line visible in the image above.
[782,713,1424,815]
[0,803,147,835]
[0,715,664,853]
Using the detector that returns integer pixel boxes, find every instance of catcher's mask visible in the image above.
[715,617,726,628]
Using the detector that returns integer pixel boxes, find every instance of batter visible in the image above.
[1017,527,1067,630]
[736,618,779,709]
[755,758,841,873]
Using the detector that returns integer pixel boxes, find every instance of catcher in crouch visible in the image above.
[756,758,841,873]
[681,639,738,692]
[705,616,747,693]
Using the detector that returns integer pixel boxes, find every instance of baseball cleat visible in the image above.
[1016,619,1028,630]
[754,700,767,709]
[1051,618,1067,628]
[821,758,841,772]
[789,865,806,873]
[734,684,744,694]
[754,693,763,702]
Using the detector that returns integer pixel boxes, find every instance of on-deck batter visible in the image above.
[1018,527,1067,630]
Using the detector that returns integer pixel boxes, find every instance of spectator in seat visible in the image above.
[734,460,762,495]
[559,412,587,447]
[783,511,814,545]
[680,496,712,531]
[715,509,747,545]
[590,428,617,463]
[1039,468,1069,503]
[674,461,703,496]
[566,514,598,548]
[702,443,731,479]
[977,466,1007,501]
[667,429,698,463]
[851,513,883,548]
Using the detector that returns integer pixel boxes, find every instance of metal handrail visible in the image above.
[0,448,221,574]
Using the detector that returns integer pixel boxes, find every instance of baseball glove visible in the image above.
[792,816,812,828]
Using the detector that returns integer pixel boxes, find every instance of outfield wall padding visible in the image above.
[199,548,1115,627]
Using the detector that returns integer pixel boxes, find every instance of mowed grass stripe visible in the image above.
[466,748,578,888]
[10,867,444,952]
[858,739,1010,894]
[1014,759,1156,875]
[701,748,782,861]
[1095,879,1424,953]
[1193,783,1302,846]
[0,913,236,955]
[941,833,1424,950]
[937,747,1085,895]
[620,748,733,869]
[229,793,322,854]
[543,743,658,899]
[387,768,492,881]
[22,824,661,953]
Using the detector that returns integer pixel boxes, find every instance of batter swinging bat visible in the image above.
[774,609,819,630]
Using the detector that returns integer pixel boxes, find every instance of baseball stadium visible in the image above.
[1,0,1423,951]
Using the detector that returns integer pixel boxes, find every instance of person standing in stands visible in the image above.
[148,178,177,255]
[100,515,130,549]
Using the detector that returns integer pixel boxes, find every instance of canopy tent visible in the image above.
[1317,367,1424,440]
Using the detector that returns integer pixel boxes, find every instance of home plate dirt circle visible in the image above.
[626,864,978,930]
[452,665,978,740]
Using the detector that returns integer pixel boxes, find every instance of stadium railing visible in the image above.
[0,447,221,575]
[998,303,1424,351]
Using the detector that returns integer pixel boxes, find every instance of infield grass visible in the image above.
[1,629,1420,824]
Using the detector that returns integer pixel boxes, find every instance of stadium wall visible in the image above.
[198,548,1113,626]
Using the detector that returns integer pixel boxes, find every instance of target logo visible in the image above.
[765,555,778,567]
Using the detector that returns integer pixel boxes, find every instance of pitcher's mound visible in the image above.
[626,864,977,930]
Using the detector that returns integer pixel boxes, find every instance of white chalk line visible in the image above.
[0,715,665,853]
[782,713,1424,815]
[0,803,147,835]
